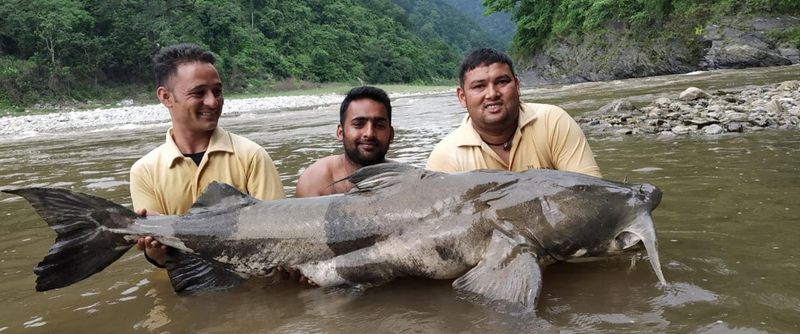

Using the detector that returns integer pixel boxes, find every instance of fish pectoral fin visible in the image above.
[452,230,542,314]
[165,249,245,293]
[188,181,259,213]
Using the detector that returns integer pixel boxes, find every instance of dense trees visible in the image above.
[484,0,800,57]
[0,0,508,108]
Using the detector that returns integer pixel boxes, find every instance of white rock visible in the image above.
[703,124,724,135]
[679,87,710,101]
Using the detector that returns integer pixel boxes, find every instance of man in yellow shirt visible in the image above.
[130,43,285,267]
[426,48,601,177]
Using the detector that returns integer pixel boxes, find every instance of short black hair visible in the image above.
[339,86,392,124]
[153,43,215,88]
[458,48,515,86]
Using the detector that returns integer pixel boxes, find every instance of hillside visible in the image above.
[485,0,800,83]
[0,0,494,108]
[439,0,514,50]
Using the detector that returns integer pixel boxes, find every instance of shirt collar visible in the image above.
[166,126,233,167]
[453,103,538,147]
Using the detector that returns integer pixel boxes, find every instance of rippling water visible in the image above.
[1,65,799,333]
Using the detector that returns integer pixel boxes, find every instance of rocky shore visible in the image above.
[576,80,800,137]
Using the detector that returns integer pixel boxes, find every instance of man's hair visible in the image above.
[153,43,215,88]
[339,86,392,124]
[458,48,515,86]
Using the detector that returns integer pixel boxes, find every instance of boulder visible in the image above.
[654,97,671,108]
[598,99,637,114]
[679,87,710,101]
[703,124,724,135]
[778,47,800,64]
[671,125,696,135]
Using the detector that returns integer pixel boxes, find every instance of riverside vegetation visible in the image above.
[485,0,800,83]
[0,0,510,111]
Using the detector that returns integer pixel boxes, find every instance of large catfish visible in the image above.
[4,163,666,312]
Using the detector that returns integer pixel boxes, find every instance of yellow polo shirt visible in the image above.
[426,103,601,177]
[130,126,285,215]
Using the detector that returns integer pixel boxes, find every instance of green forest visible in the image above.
[484,0,800,57]
[0,0,509,109]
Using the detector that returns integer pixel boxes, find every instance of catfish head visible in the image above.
[487,170,667,285]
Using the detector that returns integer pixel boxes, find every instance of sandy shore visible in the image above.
[0,91,446,139]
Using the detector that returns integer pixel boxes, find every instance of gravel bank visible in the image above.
[0,91,447,139]
[576,80,800,137]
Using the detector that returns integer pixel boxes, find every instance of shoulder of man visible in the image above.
[227,131,267,155]
[522,102,569,119]
[296,155,340,197]
[130,143,171,172]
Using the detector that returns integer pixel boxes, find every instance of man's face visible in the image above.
[157,61,223,133]
[457,62,521,133]
[337,98,394,167]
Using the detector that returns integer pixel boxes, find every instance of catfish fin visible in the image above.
[165,249,245,293]
[346,162,435,193]
[189,181,259,213]
[2,187,137,291]
[452,230,543,314]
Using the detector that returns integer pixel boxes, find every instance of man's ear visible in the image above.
[389,126,395,144]
[456,86,467,108]
[156,86,172,108]
[336,124,344,141]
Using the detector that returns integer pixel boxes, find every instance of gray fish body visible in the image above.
[5,163,665,312]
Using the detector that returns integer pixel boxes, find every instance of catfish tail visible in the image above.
[3,187,139,291]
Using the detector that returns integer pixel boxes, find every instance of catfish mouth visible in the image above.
[565,215,667,287]
[614,231,645,253]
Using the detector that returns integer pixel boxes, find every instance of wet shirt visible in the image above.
[426,103,602,177]
[130,126,285,215]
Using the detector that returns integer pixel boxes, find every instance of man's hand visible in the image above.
[135,209,167,267]
[277,266,317,287]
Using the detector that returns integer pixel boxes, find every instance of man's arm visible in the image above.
[130,164,167,267]
[246,148,286,201]
[130,163,163,213]
[548,107,602,178]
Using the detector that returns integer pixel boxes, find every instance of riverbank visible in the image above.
[576,80,800,137]
[0,85,452,139]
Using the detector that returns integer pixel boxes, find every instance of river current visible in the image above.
[1,65,798,333]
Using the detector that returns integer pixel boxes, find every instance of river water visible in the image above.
[1,65,798,333]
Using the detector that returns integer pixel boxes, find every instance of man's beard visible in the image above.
[343,141,387,167]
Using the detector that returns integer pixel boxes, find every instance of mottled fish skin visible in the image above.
[6,163,665,311]
[150,165,662,287]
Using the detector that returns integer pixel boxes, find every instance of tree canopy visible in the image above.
[483,0,800,57]
[0,0,505,108]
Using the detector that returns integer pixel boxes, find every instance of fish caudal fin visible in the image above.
[3,187,138,291]
[166,249,244,293]
[453,230,543,314]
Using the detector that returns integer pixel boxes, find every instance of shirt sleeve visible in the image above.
[548,108,602,178]
[247,148,286,200]
[130,162,163,213]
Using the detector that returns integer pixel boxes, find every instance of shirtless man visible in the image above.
[296,86,394,197]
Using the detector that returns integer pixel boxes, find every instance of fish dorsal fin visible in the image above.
[452,230,543,314]
[189,181,258,213]
[346,162,430,193]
